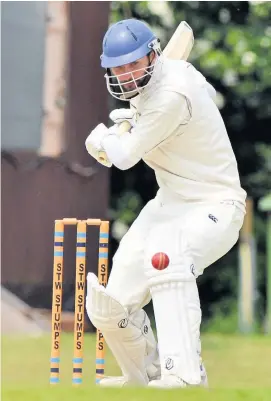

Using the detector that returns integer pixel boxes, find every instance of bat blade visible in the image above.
[163,21,194,61]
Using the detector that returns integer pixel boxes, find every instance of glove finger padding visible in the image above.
[109,108,135,124]
[85,124,112,167]
[85,141,99,160]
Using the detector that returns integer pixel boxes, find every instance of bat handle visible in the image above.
[98,150,111,167]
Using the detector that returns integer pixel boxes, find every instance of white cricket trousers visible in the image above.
[106,193,245,313]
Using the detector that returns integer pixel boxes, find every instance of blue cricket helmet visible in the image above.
[101,19,157,68]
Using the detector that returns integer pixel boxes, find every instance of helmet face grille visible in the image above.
[104,54,162,101]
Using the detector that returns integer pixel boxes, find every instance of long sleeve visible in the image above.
[102,91,191,170]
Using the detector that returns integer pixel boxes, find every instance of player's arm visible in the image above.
[101,91,191,170]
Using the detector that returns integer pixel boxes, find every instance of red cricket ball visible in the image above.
[151,252,170,270]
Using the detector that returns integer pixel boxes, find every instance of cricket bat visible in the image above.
[98,21,194,164]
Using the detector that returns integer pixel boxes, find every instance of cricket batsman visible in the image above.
[85,19,247,388]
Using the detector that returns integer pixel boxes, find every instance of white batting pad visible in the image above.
[150,280,201,385]
[86,273,128,330]
[86,273,159,386]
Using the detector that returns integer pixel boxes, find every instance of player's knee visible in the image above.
[86,273,128,332]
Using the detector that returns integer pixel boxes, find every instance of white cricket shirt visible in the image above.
[103,58,247,207]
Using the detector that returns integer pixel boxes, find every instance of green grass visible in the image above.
[2,333,271,400]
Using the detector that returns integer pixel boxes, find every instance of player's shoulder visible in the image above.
[140,59,205,108]
[163,57,191,71]
[161,58,206,85]
[160,58,188,81]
